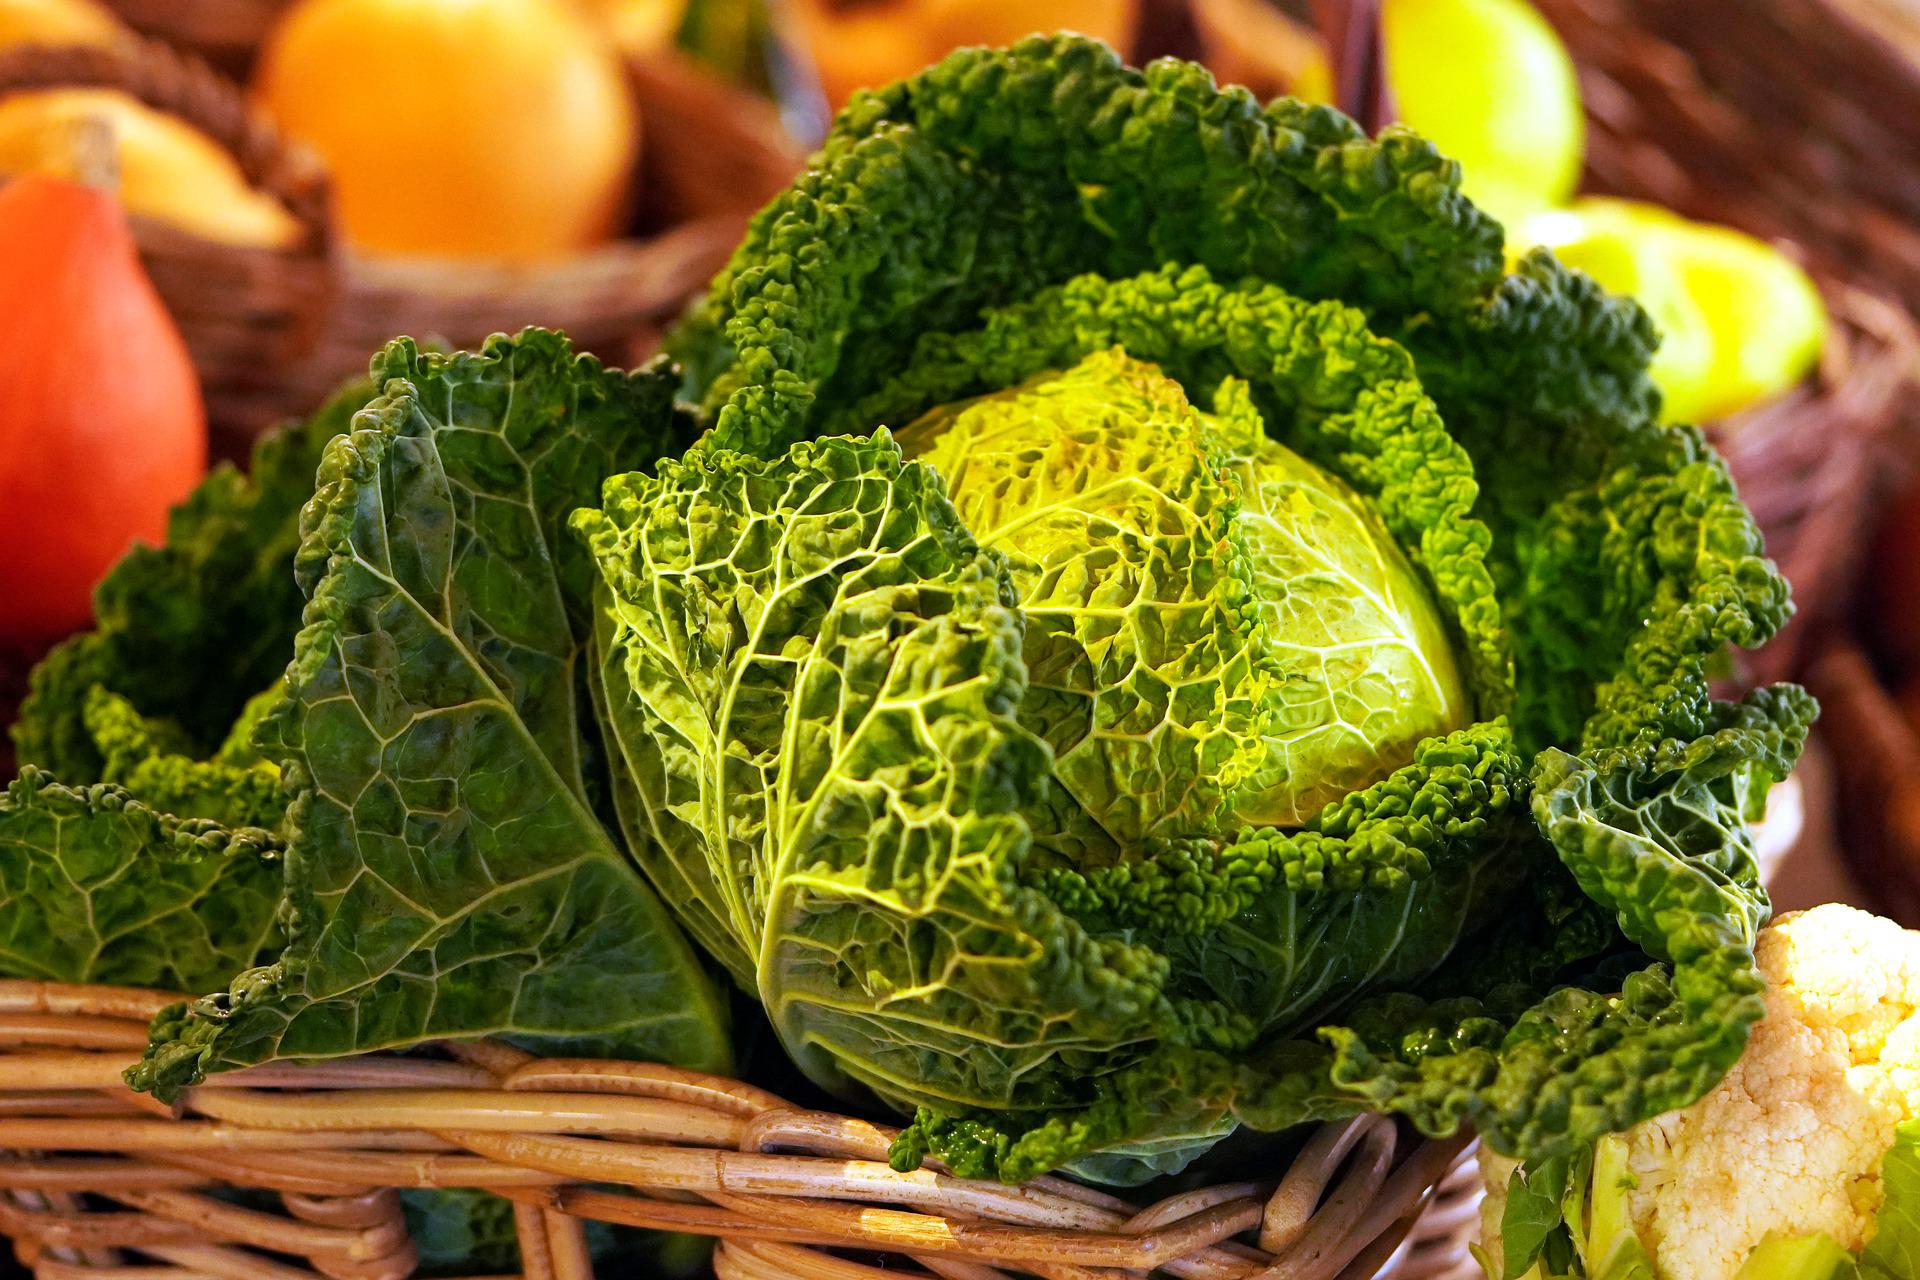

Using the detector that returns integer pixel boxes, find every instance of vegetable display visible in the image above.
[1,30,1810,1240]
[1480,905,1920,1280]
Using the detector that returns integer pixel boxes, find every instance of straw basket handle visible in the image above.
[0,37,337,368]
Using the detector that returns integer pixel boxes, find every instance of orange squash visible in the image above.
[0,172,206,641]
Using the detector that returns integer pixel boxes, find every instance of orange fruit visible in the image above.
[0,0,124,48]
[256,0,640,261]
[794,0,1139,110]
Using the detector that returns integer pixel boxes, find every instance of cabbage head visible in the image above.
[572,36,1812,1183]
[894,348,1471,836]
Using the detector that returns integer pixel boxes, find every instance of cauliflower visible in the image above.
[1480,903,1920,1280]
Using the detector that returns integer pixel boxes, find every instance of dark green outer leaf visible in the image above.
[130,331,729,1098]
[83,687,284,830]
[0,767,282,993]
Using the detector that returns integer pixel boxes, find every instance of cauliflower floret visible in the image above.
[1476,904,1920,1280]
[1624,904,1920,1280]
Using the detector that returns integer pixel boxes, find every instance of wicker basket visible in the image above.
[0,981,1481,1280]
[97,0,288,77]
[0,34,803,455]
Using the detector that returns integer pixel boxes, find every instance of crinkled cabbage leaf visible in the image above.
[128,331,732,1096]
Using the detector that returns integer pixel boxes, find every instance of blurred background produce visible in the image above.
[0,0,809,459]
[0,86,296,243]
[0,0,119,47]
[790,0,1138,107]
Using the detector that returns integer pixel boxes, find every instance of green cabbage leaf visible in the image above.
[0,767,282,993]
[127,331,732,1096]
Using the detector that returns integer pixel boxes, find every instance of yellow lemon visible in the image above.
[1519,198,1827,424]
[0,88,300,246]
[1519,201,1715,423]
[1660,219,1827,425]
[256,0,641,261]
[1297,0,1583,228]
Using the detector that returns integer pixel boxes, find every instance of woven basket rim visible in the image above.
[0,34,333,253]
[0,978,1480,1280]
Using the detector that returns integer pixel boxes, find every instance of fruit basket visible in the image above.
[0,32,802,454]
[0,981,1480,1280]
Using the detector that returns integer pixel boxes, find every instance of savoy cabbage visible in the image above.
[0,34,1811,1203]
[574,35,1812,1181]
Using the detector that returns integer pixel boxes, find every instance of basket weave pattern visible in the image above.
[0,982,1479,1280]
